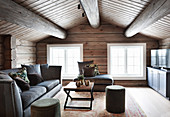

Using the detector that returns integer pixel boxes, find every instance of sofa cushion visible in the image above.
[40,64,49,80]
[83,67,95,77]
[22,64,42,78]
[37,80,60,91]
[28,73,43,86]
[40,65,61,81]
[74,74,113,84]
[21,86,46,109]
[85,74,113,84]
[78,61,93,75]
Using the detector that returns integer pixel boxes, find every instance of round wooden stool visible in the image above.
[106,85,125,113]
[31,98,61,117]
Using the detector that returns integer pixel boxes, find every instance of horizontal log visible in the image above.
[0,65,3,70]
[0,44,3,53]
[4,49,16,60]
[3,35,16,49]
[16,46,36,54]
[83,58,107,66]
[0,53,4,65]
[114,80,147,87]
[36,43,47,51]
[16,54,36,64]
[16,39,36,46]
[36,58,47,64]
[84,50,106,57]
[40,34,158,43]
[68,25,123,34]
[37,51,47,58]
[0,36,3,43]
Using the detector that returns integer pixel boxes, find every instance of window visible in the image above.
[47,44,83,79]
[107,43,146,80]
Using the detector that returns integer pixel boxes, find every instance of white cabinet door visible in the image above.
[159,71,166,96]
[148,68,153,88]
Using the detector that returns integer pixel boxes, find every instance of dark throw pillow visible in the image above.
[83,67,95,77]
[78,60,93,75]
[27,73,43,86]
[13,77,30,91]
[86,64,100,76]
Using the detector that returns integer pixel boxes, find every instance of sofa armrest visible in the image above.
[41,66,62,83]
[0,79,23,117]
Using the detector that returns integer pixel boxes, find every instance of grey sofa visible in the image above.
[74,74,113,91]
[0,65,62,117]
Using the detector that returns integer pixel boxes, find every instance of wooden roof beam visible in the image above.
[0,0,67,39]
[125,0,170,37]
[80,0,100,28]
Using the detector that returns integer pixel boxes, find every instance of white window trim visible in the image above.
[107,43,146,80]
[47,44,83,79]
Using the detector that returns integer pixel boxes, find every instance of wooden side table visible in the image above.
[63,82,94,110]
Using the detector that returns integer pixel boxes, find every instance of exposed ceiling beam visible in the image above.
[125,0,170,37]
[80,0,100,28]
[0,0,67,39]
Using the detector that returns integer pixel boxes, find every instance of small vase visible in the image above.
[80,79,85,85]
[76,81,81,87]
[85,80,90,86]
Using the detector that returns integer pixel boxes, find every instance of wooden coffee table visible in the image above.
[63,82,94,110]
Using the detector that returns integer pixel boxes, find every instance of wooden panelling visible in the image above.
[159,38,170,49]
[0,36,4,70]
[37,23,159,74]
[16,39,36,67]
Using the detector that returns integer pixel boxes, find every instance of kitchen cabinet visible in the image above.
[147,67,170,99]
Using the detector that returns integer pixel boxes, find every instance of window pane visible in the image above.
[110,47,125,75]
[48,45,82,79]
[127,47,142,75]
[110,45,143,77]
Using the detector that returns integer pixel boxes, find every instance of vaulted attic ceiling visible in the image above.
[0,0,170,42]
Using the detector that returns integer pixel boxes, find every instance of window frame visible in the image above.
[107,43,146,80]
[47,44,83,79]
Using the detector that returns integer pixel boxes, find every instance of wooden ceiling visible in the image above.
[0,0,169,41]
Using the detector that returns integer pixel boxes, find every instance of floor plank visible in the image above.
[126,87,170,117]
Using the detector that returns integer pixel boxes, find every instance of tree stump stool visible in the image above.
[106,85,125,113]
[31,98,61,117]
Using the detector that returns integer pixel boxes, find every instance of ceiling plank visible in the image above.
[80,0,100,28]
[125,0,170,37]
[0,0,67,39]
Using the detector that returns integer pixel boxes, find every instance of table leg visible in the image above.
[64,90,70,109]
[90,90,94,110]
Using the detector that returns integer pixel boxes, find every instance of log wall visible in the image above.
[16,39,36,67]
[159,38,170,49]
[37,23,159,74]
[0,36,4,70]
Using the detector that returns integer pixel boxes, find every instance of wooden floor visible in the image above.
[126,87,170,117]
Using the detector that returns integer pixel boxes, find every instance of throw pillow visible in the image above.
[86,64,100,76]
[83,67,95,77]
[13,77,30,91]
[21,64,42,79]
[78,60,93,75]
[9,67,30,83]
[28,73,43,86]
